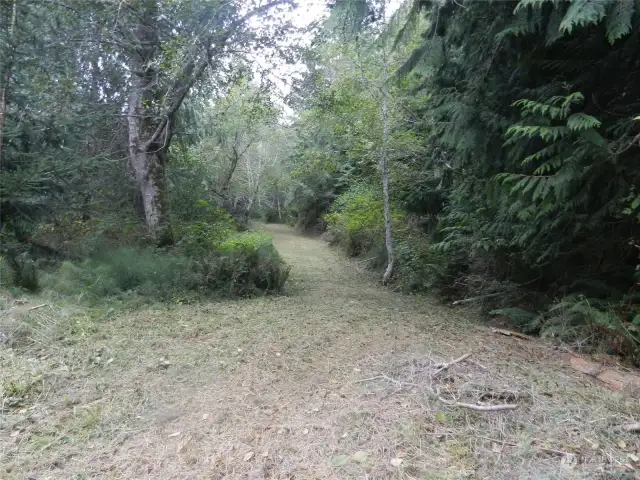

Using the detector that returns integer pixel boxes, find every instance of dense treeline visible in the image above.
[287,0,640,360]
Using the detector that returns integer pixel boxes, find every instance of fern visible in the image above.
[566,112,602,131]
[513,0,555,15]
[605,0,635,44]
[559,0,609,35]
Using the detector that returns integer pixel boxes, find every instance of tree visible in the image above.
[379,0,394,285]
[117,0,293,242]
[290,0,406,282]
[0,0,17,162]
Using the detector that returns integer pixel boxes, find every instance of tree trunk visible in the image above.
[0,0,17,162]
[128,147,171,238]
[125,1,173,244]
[127,86,173,244]
[277,194,282,221]
[380,0,394,285]
[123,0,290,241]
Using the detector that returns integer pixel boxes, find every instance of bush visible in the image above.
[3,253,40,292]
[325,185,402,258]
[188,231,290,296]
[0,255,13,289]
[174,208,236,256]
[393,232,455,293]
[41,248,190,301]
[41,227,290,302]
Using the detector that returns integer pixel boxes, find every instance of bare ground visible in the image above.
[1,224,640,479]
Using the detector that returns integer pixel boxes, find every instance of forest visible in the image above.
[2,0,638,360]
[2,1,640,478]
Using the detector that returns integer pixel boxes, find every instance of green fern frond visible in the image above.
[506,125,570,142]
[533,156,563,176]
[559,0,609,35]
[521,143,562,165]
[513,0,555,14]
[513,98,566,119]
[567,112,602,131]
[606,0,635,44]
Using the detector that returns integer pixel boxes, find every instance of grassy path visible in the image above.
[2,225,638,479]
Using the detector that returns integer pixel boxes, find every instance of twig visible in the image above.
[491,328,533,341]
[451,292,504,305]
[618,422,640,433]
[354,374,401,385]
[433,353,472,375]
[28,304,48,311]
[469,359,489,371]
[438,397,518,411]
[477,436,576,456]
[353,375,388,384]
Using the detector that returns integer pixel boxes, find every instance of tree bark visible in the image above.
[126,0,173,244]
[0,0,17,163]
[380,0,394,285]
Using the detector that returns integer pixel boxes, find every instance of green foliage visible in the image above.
[393,231,451,292]
[325,186,387,257]
[286,0,640,360]
[4,253,40,292]
[42,229,290,302]
[175,206,236,255]
[0,255,12,288]
[535,296,640,359]
[41,249,189,301]
[212,231,290,295]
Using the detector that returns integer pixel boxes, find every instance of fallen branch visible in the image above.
[28,304,48,311]
[433,353,472,375]
[491,328,533,341]
[451,292,504,305]
[618,422,640,433]
[439,397,518,411]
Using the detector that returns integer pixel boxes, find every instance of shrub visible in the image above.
[41,228,290,301]
[0,255,13,289]
[188,231,290,296]
[41,248,189,301]
[393,232,453,293]
[325,185,403,257]
[4,253,40,292]
[175,208,236,256]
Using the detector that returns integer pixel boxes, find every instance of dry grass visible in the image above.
[1,224,640,479]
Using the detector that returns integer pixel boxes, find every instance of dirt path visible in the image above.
[2,225,639,479]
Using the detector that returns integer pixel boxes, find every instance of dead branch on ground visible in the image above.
[433,353,472,375]
[438,397,518,411]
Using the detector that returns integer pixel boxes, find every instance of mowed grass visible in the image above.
[1,224,639,479]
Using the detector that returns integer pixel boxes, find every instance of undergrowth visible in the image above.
[324,184,640,365]
[6,207,289,304]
